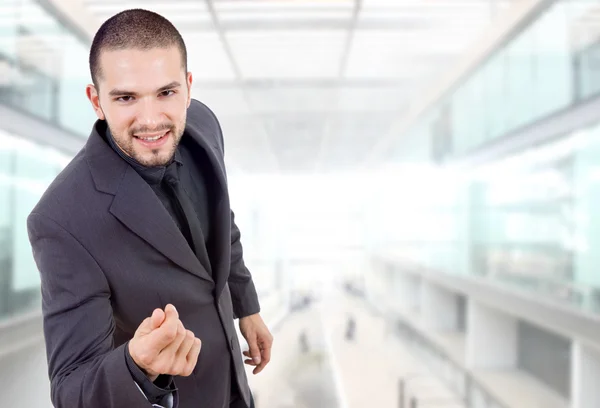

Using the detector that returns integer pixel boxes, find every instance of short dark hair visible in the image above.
[89,9,188,87]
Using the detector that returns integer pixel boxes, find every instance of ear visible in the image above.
[86,84,105,120]
[186,71,193,108]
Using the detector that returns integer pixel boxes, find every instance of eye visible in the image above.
[160,90,175,97]
[116,96,134,102]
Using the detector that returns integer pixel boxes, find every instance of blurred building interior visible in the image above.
[2,0,600,407]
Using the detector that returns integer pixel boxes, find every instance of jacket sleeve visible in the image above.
[228,211,261,319]
[27,212,177,408]
[125,343,177,406]
[202,99,261,319]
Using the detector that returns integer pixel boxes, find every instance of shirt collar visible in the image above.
[104,127,183,186]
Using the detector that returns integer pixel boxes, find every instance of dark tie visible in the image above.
[163,163,207,265]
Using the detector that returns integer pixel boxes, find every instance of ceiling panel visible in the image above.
[226,30,346,79]
[219,9,352,22]
[184,32,237,80]
[214,0,354,12]
[193,87,251,116]
[82,1,214,34]
[361,0,509,9]
[85,2,211,24]
[243,87,337,114]
[344,29,480,79]
[334,86,410,112]
[85,2,208,14]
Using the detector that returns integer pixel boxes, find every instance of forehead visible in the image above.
[98,46,184,88]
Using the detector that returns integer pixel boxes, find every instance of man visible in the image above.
[27,9,272,408]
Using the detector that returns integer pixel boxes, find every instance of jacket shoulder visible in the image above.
[29,148,97,226]
[188,99,224,148]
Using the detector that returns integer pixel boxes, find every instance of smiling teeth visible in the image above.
[139,133,166,141]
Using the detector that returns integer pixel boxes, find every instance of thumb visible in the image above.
[150,308,166,331]
[247,336,261,364]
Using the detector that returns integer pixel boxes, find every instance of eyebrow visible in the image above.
[108,81,182,97]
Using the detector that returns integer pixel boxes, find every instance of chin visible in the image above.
[135,150,173,167]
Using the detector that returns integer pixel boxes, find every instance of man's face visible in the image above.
[86,46,192,167]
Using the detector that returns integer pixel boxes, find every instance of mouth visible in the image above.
[133,130,171,148]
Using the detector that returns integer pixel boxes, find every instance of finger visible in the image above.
[243,352,258,364]
[247,337,261,365]
[187,336,202,363]
[175,330,196,361]
[157,320,186,358]
[183,337,202,376]
[243,351,260,365]
[135,317,153,336]
[254,359,267,374]
[253,341,272,374]
[150,308,166,331]
[261,342,272,366]
[165,304,179,320]
[151,307,180,349]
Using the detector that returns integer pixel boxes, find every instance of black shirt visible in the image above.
[105,129,213,247]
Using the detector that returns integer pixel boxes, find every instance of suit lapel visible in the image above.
[109,166,214,283]
[184,129,230,295]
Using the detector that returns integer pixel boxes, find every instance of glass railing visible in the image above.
[395,318,509,408]
[374,115,600,316]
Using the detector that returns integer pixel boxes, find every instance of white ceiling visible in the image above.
[78,0,519,175]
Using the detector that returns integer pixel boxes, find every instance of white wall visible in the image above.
[466,300,518,369]
[572,342,600,408]
[0,340,52,407]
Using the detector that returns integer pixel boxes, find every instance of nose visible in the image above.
[136,98,163,130]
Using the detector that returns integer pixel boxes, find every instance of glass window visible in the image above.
[15,0,63,121]
[450,84,469,155]
[0,0,19,60]
[57,32,96,135]
[0,0,91,136]
[0,129,69,322]
[471,157,575,301]
[570,0,600,101]
[0,135,13,318]
[450,87,465,155]
[532,1,574,119]
[469,69,487,148]
[505,23,535,130]
[482,51,506,141]
[411,0,580,158]
[576,41,600,100]
[380,122,600,314]
[462,122,600,313]
[573,123,600,312]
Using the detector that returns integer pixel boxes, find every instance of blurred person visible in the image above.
[299,330,309,353]
[26,9,272,408]
[345,315,356,341]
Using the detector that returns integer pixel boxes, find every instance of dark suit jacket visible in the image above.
[27,99,260,408]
